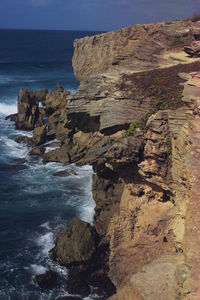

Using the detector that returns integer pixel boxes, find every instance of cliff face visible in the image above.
[14,19,200,299]
[72,20,193,81]
[70,20,200,300]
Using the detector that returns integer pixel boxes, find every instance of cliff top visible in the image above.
[72,19,200,81]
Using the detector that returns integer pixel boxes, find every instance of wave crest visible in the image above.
[0,102,17,115]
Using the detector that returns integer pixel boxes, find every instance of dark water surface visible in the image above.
[0,29,100,300]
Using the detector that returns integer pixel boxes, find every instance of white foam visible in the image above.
[36,232,54,255]
[30,264,48,275]
[40,222,51,230]
[1,136,29,158]
[0,102,17,115]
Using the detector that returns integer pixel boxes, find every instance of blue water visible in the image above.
[0,29,101,300]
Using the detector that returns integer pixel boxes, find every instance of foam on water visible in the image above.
[0,102,17,115]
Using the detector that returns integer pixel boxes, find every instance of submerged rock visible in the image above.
[33,270,58,289]
[53,169,78,177]
[49,218,98,267]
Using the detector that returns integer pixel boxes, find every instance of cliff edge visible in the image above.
[12,19,200,299]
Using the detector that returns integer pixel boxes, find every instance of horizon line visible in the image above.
[0,27,106,33]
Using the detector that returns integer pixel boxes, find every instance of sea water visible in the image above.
[0,29,101,300]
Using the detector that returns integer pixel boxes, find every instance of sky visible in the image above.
[0,0,199,31]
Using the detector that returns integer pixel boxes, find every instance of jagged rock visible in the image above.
[105,133,144,171]
[138,111,170,190]
[15,135,34,147]
[43,144,70,163]
[5,113,18,122]
[16,88,44,130]
[184,41,200,57]
[33,270,57,289]
[33,124,47,145]
[29,146,45,156]
[34,88,48,102]
[49,218,98,267]
[44,84,70,115]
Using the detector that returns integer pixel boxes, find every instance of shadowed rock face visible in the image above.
[16,88,44,130]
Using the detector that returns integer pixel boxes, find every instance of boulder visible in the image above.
[49,218,98,267]
[16,88,44,130]
[33,270,57,289]
[29,146,45,156]
[33,124,47,145]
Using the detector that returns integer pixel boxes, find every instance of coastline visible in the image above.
[4,18,200,299]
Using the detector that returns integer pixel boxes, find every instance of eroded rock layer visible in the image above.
[12,19,200,300]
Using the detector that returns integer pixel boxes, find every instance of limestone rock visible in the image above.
[184,41,200,57]
[33,124,47,145]
[16,88,44,130]
[72,20,192,81]
[139,110,170,190]
[67,74,151,134]
[129,255,184,300]
[43,144,70,163]
[29,146,45,156]
[49,218,98,267]
[44,83,70,114]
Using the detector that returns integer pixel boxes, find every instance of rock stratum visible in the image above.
[11,19,200,299]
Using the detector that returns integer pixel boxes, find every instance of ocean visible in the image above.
[0,29,101,300]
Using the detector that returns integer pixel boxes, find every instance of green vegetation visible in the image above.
[170,37,183,47]
[123,110,155,136]
[121,61,200,137]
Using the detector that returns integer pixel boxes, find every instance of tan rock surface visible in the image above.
[72,20,193,81]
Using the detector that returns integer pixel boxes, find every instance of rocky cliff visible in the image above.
[12,19,200,299]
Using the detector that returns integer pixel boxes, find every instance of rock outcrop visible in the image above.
[12,18,200,300]
[16,88,46,130]
[49,218,98,266]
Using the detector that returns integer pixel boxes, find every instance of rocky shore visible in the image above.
[7,19,200,299]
